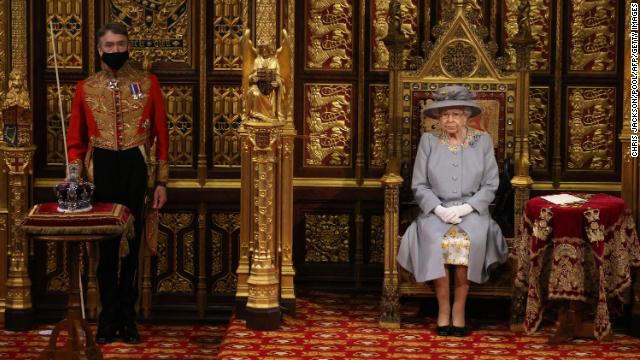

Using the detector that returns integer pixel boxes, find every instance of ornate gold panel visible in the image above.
[162,85,194,167]
[441,40,479,78]
[211,230,222,276]
[370,84,389,168]
[183,230,194,275]
[370,0,418,71]
[441,0,484,24]
[304,84,352,166]
[11,0,27,71]
[528,87,549,170]
[505,0,550,72]
[157,213,195,293]
[567,87,616,170]
[211,86,242,167]
[369,215,384,264]
[304,213,350,262]
[255,0,277,46]
[305,0,353,70]
[211,212,239,294]
[46,83,75,165]
[46,241,57,274]
[110,0,192,67]
[46,0,82,69]
[569,0,617,72]
[213,0,243,70]
[0,0,6,89]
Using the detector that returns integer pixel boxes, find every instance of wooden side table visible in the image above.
[21,203,134,360]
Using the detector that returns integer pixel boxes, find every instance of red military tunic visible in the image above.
[67,62,169,184]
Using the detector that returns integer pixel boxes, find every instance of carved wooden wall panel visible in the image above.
[567,87,616,171]
[303,84,353,167]
[528,86,550,171]
[47,0,83,69]
[109,0,194,68]
[156,212,196,294]
[211,85,242,167]
[369,84,389,169]
[504,0,550,72]
[45,83,75,166]
[305,0,354,70]
[568,0,617,73]
[0,0,5,84]
[504,0,623,182]
[162,85,195,167]
[304,213,351,262]
[212,0,243,71]
[370,0,419,71]
[209,212,239,295]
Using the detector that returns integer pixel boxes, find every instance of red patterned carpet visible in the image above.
[3,293,640,360]
[0,324,225,359]
[218,292,640,360]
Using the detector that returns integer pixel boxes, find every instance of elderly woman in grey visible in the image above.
[397,85,508,337]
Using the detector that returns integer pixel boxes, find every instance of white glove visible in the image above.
[434,205,461,224]
[450,204,474,218]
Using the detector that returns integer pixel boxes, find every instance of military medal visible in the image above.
[130,82,143,99]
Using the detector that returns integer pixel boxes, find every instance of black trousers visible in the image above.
[92,147,147,329]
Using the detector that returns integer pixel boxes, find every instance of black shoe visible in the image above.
[450,325,468,337]
[95,325,117,344]
[436,325,451,336]
[120,323,142,344]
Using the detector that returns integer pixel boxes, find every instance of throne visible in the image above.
[379,1,534,327]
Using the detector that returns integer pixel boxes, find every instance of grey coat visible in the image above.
[397,130,508,284]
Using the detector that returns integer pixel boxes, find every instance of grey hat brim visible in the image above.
[422,100,482,119]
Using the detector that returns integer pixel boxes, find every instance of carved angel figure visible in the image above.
[241,29,292,123]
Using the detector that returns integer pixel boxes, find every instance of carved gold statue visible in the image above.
[241,29,292,123]
[1,69,32,146]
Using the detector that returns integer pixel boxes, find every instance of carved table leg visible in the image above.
[38,241,102,360]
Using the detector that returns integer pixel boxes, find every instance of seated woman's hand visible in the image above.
[450,204,474,218]
[434,205,462,224]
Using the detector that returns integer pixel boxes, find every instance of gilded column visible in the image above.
[279,126,296,315]
[245,122,282,330]
[509,0,535,328]
[0,0,8,324]
[2,0,32,331]
[235,129,251,318]
[279,0,296,314]
[1,144,35,331]
[379,0,408,328]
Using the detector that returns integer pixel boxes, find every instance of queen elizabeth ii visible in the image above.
[397,85,509,337]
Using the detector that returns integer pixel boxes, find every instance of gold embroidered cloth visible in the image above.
[513,194,640,340]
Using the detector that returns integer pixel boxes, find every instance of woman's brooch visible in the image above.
[468,133,481,148]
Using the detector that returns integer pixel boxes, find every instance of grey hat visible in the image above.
[422,85,482,119]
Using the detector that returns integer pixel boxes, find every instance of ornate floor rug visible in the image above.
[217,292,640,360]
[0,323,225,359]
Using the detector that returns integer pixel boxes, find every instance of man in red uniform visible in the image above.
[67,23,169,344]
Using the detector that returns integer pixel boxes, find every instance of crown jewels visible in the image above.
[54,164,95,213]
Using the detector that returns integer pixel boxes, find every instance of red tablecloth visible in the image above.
[21,203,134,257]
[514,194,640,339]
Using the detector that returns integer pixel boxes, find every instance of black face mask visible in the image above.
[101,51,129,71]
